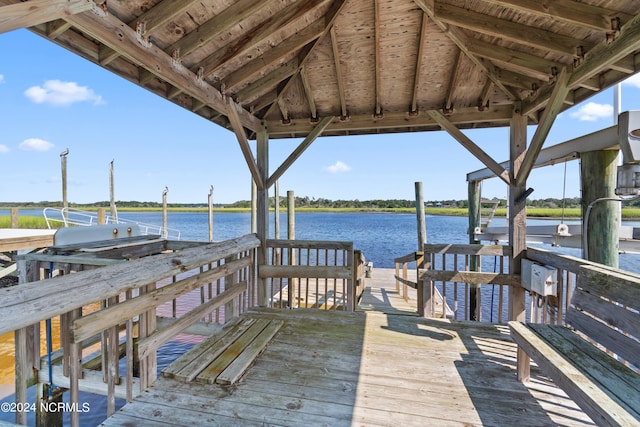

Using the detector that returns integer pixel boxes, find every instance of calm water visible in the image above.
[2,210,640,425]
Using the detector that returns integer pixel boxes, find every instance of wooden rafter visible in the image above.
[516,68,570,186]
[523,10,640,115]
[493,68,544,91]
[427,110,511,185]
[330,26,348,119]
[46,19,72,39]
[223,21,325,93]
[300,67,318,120]
[195,0,322,79]
[410,12,428,115]
[0,0,92,35]
[226,98,264,191]
[374,0,382,117]
[63,6,261,133]
[483,0,631,32]
[467,39,557,81]
[413,2,519,101]
[236,61,299,105]
[166,0,268,60]
[443,50,463,112]
[263,0,348,121]
[434,2,587,56]
[477,80,494,110]
[134,0,200,35]
[267,116,334,188]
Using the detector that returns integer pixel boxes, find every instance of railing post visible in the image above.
[10,207,19,228]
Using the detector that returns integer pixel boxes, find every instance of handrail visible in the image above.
[8,234,260,426]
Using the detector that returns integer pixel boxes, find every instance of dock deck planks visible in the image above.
[103,269,594,426]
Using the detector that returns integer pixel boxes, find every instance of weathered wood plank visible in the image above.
[196,319,271,384]
[0,0,91,35]
[0,234,259,336]
[259,265,352,279]
[419,269,521,286]
[267,239,353,250]
[72,256,251,342]
[422,243,512,256]
[577,264,640,311]
[216,319,284,385]
[162,318,255,382]
[509,321,638,427]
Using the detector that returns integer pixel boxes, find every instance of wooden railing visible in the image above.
[261,239,360,311]
[4,234,260,427]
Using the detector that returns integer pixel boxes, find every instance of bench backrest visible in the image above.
[568,264,640,368]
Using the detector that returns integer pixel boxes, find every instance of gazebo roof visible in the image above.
[3,0,640,140]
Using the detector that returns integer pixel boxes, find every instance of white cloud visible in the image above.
[569,102,613,122]
[19,138,54,152]
[324,161,352,174]
[623,73,640,89]
[0,144,9,153]
[0,74,5,84]
[24,80,104,106]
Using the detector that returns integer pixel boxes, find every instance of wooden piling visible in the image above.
[468,180,481,321]
[287,191,296,308]
[581,150,620,267]
[414,182,427,250]
[162,187,168,239]
[10,208,18,228]
[208,186,214,242]
[256,129,269,306]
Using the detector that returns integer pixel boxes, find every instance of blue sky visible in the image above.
[1,29,640,205]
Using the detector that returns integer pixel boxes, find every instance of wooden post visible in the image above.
[274,181,280,239]
[256,128,269,306]
[287,190,296,308]
[109,160,117,223]
[10,207,19,228]
[162,187,168,238]
[415,182,427,250]
[36,383,64,427]
[208,185,214,242]
[581,150,620,267]
[251,179,257,234]
[97,207,106,225]
[510,105,529,381]
[60,149,69,215]
[468,180,481,321]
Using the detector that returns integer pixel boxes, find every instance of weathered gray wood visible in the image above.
[419,270,521,286]
[422,243,512,256]
[577,264,640,311]
[217,319,283,385]
[0,234,260,336]
[137,282,248,360]
[0,0,91,35]
[259,265,352,279]
[510,321,640,427]
[71,256,252,342]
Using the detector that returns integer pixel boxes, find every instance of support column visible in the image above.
[468,180,481,321]
[581,150,620,267]
[510,105,529,381]
[256,127,269,306]
[415,182,427,250]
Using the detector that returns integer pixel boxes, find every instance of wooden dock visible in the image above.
[102,269,594,426]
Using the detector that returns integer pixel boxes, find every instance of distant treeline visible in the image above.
[3,196,632,210]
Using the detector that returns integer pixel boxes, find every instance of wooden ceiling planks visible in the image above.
[1,0,639,139]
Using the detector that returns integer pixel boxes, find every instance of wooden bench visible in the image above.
[509,264,640,427]
[162,317,283,385]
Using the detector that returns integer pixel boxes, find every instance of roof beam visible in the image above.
[443,50,463,112]
[236,61,299,104]
[223,20,325,93]
[522,11,640,115]
[166,0,268,60]
[226,98,265,191]
[427,110,511,185]
[133,0,199,35]
[467,39,557,81]
[0,0,92,34]
[413,0,519,101]
[516,68,570,187]
[299,67,318,120]
[410,12,428,114]
[267,116,334,188]
[63,5,261,133]
[483,0,631,32]
[434,2,586,56]
[264,0,348,121]
[195,0,322,79]
[493,67,544,91]
[374,0,382,117]
[330,26,348,119]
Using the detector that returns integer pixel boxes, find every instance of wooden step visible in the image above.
[161,317,284,386]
